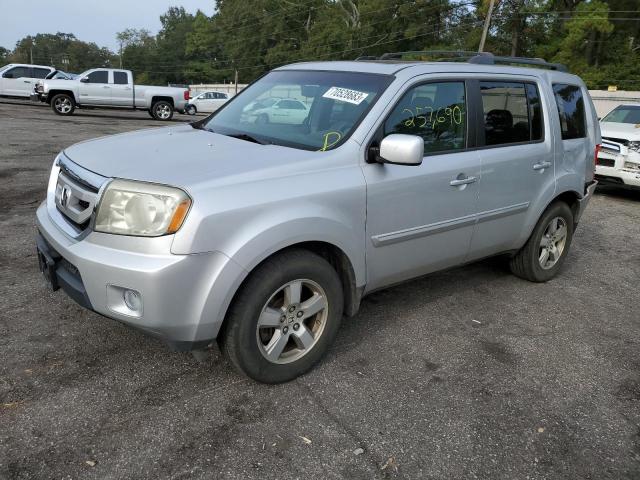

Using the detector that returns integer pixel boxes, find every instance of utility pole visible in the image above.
[479,0,496,53]
[234,69,238,95]
[30,45,33,64]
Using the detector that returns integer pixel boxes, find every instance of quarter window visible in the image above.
[113,71,128,84]
[553,84,586,139]
[87,70,108,83]
[384,81,466,154]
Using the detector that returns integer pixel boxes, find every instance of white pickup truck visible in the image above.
[32,68,190,120]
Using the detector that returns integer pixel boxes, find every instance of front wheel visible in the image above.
[151,101,174,121]
[510,202,574,282]
[221,250,343,383]
[185,104,197,115]
[51,94,75,116]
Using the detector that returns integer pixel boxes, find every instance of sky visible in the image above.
[0,0,216,51]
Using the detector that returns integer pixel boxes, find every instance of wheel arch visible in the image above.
[516,187,583,250]
[195,235,364,343]
[47,89,76,104]
[151,95,174,107]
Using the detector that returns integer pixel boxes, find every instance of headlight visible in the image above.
[628,141,640,154]
[94,179,191,237]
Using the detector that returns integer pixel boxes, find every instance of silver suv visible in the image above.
[36,53,600,383]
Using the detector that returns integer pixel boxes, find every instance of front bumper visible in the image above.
[596,147,640,188]
[36,202,246,351]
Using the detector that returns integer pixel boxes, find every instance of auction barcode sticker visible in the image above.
[322,87,369,105]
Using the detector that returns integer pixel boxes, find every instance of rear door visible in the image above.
[80,70,111,104]
[1,66,33,96]
[467,78,554,260]
[363,78,481,290]
[109,70,133,106]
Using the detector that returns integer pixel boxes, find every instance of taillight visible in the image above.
[184,90,190,101]
[594,144,602,167]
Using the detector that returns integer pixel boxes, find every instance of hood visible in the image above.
[63,125,321,188]
[600,122,640,141]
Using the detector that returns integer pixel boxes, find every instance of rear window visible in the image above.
[553,84,586,140]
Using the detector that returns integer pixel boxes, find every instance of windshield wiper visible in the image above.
[226,133,270,145]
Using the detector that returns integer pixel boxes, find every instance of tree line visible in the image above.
[2,0,639,90]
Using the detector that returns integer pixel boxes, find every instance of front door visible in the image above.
[80,70,111,104]
[363,80,481,291]
[467,79,555,259]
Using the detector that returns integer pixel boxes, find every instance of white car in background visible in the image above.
[188,91,230,113]
[244,98,309,124]
[0,63,55,97]
[596,104,640,189]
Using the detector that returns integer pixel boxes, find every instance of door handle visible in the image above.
[533,161,552,170]
[23,80,31,83]
[450,176,477,187]
[102,85,110,89]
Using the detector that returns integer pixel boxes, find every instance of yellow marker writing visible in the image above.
[319,131,342,151]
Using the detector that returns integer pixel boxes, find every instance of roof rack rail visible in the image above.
[355,55,379,61]
[379,50,480,61]
[362,50,568,72]
[468,52,568,72]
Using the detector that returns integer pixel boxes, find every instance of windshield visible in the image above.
[203,70,393,151]
[602,105,640,124]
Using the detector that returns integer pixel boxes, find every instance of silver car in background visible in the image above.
[35,53,599,383]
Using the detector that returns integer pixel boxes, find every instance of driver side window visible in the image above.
[384,81,467,154]
[87,70,108,84]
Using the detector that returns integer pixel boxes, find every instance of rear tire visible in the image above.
[151,100,174,121]
[510,202,574,282]
[50,94,75,116]
[221,249,343,383]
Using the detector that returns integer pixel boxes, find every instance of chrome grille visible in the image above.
[48,154,107,237]
[55,172,97,227]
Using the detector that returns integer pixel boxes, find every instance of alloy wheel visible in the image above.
[539,216,568,270]
[256,279,328,364]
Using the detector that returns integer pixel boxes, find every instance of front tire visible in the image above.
[151,100,174,121]
[510,202,574,282]
[50,94,75,116]
[185,104,197,115]
[221,249,343,383]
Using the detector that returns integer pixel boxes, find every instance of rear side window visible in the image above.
[113,71,128,84]
[553,84,586,139]
[480,82,531,145]
[87,70,108,83]
[33,68,51,79]
[384,81,466,154]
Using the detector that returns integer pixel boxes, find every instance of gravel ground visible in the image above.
[1,99,639,480]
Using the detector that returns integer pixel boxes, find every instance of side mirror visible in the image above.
[377,134,424,166]
[80,77,89,83]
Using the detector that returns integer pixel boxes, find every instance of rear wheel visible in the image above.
[51,94,75,116]
[221,249,343,383]
[510,202,574,282]
[151,100,174,121]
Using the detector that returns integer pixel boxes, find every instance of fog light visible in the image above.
[123,289,142,311]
